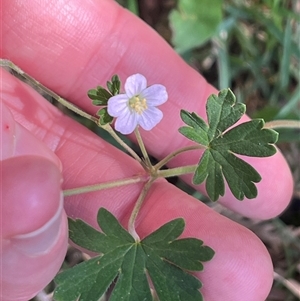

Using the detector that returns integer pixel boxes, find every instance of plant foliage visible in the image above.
[54,208,214,301]
[179,88,278,201]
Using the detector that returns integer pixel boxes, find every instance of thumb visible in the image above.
[1,104,68,300]
[1,156,68,301]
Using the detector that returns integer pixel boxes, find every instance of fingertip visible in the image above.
[1,211,68,301]
[1,155,68,301]
[219,149,293,219]
[2,156,63,237]
[135,181,274,301]
[200,223,273,301]
[10,192,64,255]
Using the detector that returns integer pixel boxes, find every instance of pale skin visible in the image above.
[0,0,294,300]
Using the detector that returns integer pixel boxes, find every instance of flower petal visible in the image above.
[115,110,139,135]
[124,74,147,98]
[140,84,168,106]
[107,94,129,117]
[138,106,163,131]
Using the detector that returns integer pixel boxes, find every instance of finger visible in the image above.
[1,102,62,168]
[2,70,273,300]
[1,0,293,218]
[137,180,273,301]
[1,102,67,300]
[1,156,68,301]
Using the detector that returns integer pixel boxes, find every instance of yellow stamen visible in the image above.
[129,95,148,114]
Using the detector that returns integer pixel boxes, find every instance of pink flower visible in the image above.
[107,74,168,135]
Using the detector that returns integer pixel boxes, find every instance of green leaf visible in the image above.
[213,119,278,157]
[97,108,114,125]
[54,208,214,301]
[169,0,223,53]
[193,150,211,185]
[179,88,278,201]
[206,89,246,140]
[88,75,121,108]
[87,86,112,105]
[107,74,121,96]
[179,111,209,145]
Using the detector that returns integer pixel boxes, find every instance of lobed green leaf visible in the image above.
[215,119,278,156]
[97,108,114,125]
[68,218,106,253]
[151,238,215,271]
[206,89,245,140]
[109,245,152,301]
[180,88,278,201]
[144,248,203,301]
[107,74,121,96]
[54,208,214,301]
[142,218,185,245]
[179,110,209,146]
[88,86,112,105]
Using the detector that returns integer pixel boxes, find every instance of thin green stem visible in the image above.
[134,127,152,169]
[128,178,155,241]
[1,59,98,123]
[2,59,143,164]
[154,145,205,170]
[264,120,300,129]
[57,97,98,122]
[157,165,197,178]
[103,124,142,164]
[63,175,147,196]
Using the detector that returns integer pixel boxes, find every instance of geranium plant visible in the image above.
[2,59,300,301]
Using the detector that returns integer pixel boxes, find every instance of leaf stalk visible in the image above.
[1,59,143,165]
[128,177,155,241]
[103,124,143,164]
[264,120,300,130]
[157,165,197,178]
[63,175,147,196]
[134,127,153,169]
[154,145,205,170]
[0,59,98,123]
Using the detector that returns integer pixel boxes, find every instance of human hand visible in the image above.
[1,1,293,300]
[1,103,68,301]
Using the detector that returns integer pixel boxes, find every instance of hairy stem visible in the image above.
[63,175,147,196]
[1,59,98,122]
[134,127,152,169]
[264,119,300,129]
[128,178,155,241]
[154,145,205,170]
[1,59,143,164]
[103,124,143,164]
[157,165,197,178]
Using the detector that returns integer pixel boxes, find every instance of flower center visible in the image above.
[128,95,148,114]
